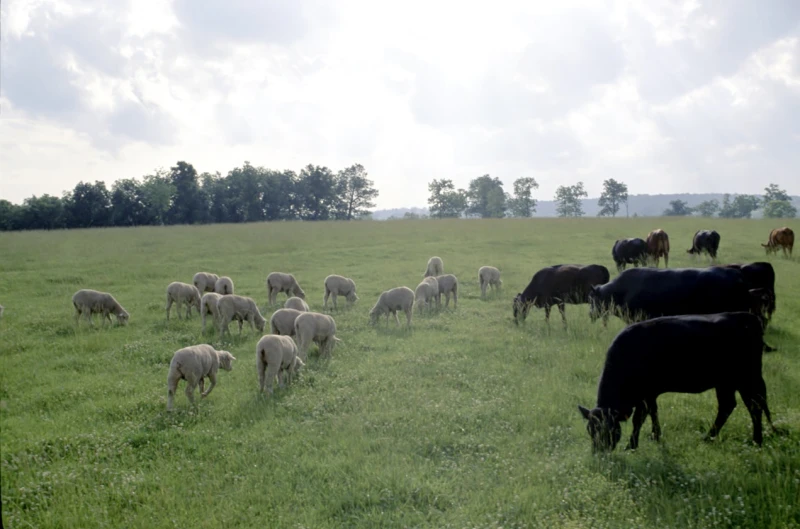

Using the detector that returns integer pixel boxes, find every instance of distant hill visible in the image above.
[372,194,800,219]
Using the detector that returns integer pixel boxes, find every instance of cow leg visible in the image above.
[648,398,661,441]
[558,303,567,327]
[706,388,737,441]
[626,403,648,450]
[739,389,764,446]
[544,305,551,323]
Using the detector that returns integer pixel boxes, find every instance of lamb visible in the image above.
[214,276,234,295]
[414,277,440,313]
[293,311,341,361]
[423,256,444,278]
[323,274,359,310]
[256,335,305,395]
[72,289,130,327]
[217,294,267,339]
[269,308,304,336]
[200,292,223,332]
[166,344,236,410]
[165,281,202,321]
[369,286,414,328]
[193,272,219,293]
[434,274,459,308]
[266,272,306,305]
[479,266,502,299]
[284,296,310,312]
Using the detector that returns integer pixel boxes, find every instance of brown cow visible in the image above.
[762,227,794,257]
[646,229,670,267]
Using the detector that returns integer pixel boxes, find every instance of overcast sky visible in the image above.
[1,0,799,209]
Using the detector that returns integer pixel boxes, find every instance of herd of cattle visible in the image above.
[47,224,797,453]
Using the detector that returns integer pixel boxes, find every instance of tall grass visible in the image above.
[1,217,799,528]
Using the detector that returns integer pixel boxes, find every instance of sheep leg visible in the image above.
[74,308,81,326]
[201,372,217,398]
[480,280,486,299]
[453,289,458,308]
[167,372,181,411]
[258,355,267,393]
[198,376,205,394]
[332,293,338,311]
[405,308,412,329]
[166,297,173,321]
[706,387,737,441]
[184,378,199,407]
[323,289,330,309]
[201,310,207,332]
[393,310,400,326]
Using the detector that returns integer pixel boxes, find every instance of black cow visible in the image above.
[687,229,721,260]
[718,262,776,322]
[611,238,648,271]
[578,312,777,452]
[587,267,769,326]
[513,264,610,325]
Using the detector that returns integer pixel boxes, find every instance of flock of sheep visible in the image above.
[69,257,503,411]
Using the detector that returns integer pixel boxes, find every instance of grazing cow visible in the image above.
[762,227,794,258]
[578,312,777,452]
[612,238,648,272]
[718,262,776,322]
[513,264,610,325]
[588,267,768,326]
[687,229,721,260]
[645,229,670,268]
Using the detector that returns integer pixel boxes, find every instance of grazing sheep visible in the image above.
[323,274,359,310]
[166,282,202,321]
[269,308,304,336]
[166,344,236,410]
[369,286,414,329]
[479,266,502,299]
[256,334,305,395]
[214,276,234,295]
[414,277,440,313]
[294,312,340,361]
[266,272,306,305]
[72,289,130,327]
[434,274,459,308]
[217,294,267,339]
[193,272,219,293]
[200,292,223,332]
[284,297,310,312]
[423,256,444,278]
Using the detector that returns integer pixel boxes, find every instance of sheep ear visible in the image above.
[578,405,592,421]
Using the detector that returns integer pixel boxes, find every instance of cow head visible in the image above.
[512,294,530,324]
[578,406,622,452]
[748,288,772,327]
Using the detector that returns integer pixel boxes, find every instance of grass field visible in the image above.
[1,217,799,529]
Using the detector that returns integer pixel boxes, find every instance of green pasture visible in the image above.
[1,217,799,528]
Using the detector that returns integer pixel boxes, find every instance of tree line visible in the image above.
[662,184,797,219]
[0,161,379,231]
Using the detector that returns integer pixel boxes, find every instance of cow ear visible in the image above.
[578,405,591,421]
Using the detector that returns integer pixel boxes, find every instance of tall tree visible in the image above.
[466,175,507,218]
[335,164,379,220]
[663,199,692,216]
[225,162,265,223]
[140,171,174,226]
[597,179,629,217]
[763,183,791,204]
[507,177,539,217]
[0,199,23,231]
[427,179,467,218]
[719,194,760,218]
[554,182,588,217]
[295,164,338,220]
[111,178,148,226]
[21,194,67,230]
[65,181,112,228]
[762,183,796,218]
[260,170,298,221]
[167,161,203,224]
[693,199,720,217]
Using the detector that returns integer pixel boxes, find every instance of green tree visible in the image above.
[111,179,148,226]
[0,199,23,231]
[140,171,174,226]
[597,179,629,217]
[762,200,797,218]
[225,162,265,223]
[663,199,692,216]
[335,163,379,220]
[507,177,539,217]
[295,165,338,220]
[763,183,791,204]
[466,175,507,218]
[693,199,720,217]
[719,194,760,218]
[167,161,203,225]
[427,179,467,218]
[21,194,67,230]
[554,182,588,217]
[260,170,298,221]
[65,181,112,228]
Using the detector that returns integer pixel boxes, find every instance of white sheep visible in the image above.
[323,274,359,310]
[166,344,236,410]
[284,297,309,312]
[200,292,223,332]
[294,312,341,361]
[214,276,234,295]
[414,277,440,314]
[269,308,304,336]
[193,272,219,293]
[256,334,305,396]
[266,272,306,305]
[72,289,130,327]
[479,266,503,299]
[217,294,267,339]
[369,286,414,328]
[434,274,459,308]
[423,256,444,277]
[166,281,202,321]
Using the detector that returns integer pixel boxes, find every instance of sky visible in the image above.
[1,0,799,209]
